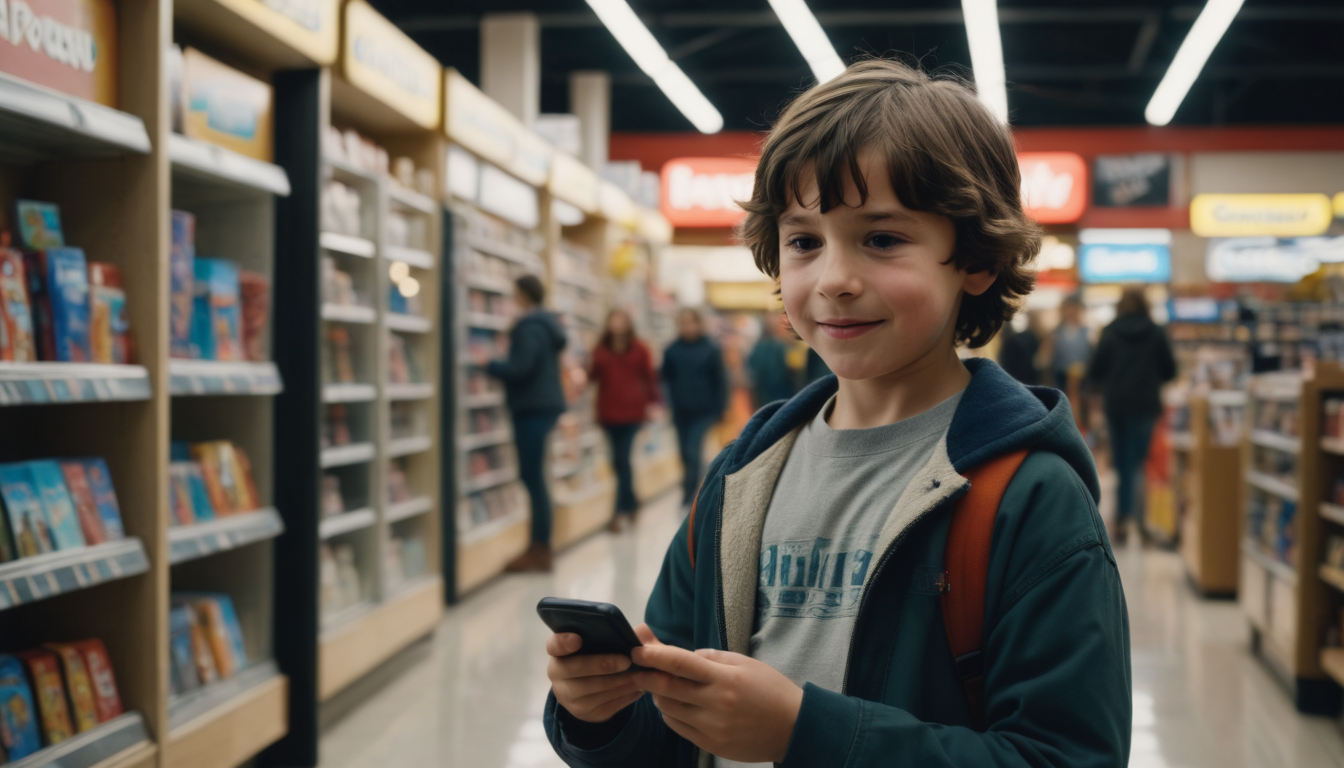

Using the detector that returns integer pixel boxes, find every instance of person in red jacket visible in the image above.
[589,308,662,532]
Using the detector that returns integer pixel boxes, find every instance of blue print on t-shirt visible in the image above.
[757,536,876,620]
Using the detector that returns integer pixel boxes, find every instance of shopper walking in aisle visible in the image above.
[482,274,568,572]
[589,308,661,533]
[1052,296,1093,392]
[746,311,797,408]
[661,308,728,509]
[1088,287,1176,544]
[543,59,1129,768]
[996,309,1047,385]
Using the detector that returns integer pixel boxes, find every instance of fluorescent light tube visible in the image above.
[1145,0,1246,126]
[961,0,1009,123]
[585,0,724,133]
[767,0,846,84]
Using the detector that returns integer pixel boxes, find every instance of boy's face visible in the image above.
[777,152,994,382]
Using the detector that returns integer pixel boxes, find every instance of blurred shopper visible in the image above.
[483,275,568,572]
[1088,287,1176,544]
[746,312,797,408]
[1052,296,1092,391]
[661,308,728,508]
[589,308,660,533]
[997,310,1046,385]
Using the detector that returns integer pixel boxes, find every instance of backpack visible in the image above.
[686,448,1029,732]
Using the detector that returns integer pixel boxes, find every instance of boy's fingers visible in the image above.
[546,633,582,657]
[694,648,748,666]
[659,711,712,751]
[548,652,632,679]
[650,693,702,725]
[634,623,662,646]
[559,670,637,699]
[632,669,706,704]
[630,643,719,683]
[571,678,644,708]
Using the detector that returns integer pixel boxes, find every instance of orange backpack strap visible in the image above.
[941,449,1029,731]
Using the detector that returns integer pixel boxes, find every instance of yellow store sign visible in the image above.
[342,0,441,130]
[1190,194,1333,238]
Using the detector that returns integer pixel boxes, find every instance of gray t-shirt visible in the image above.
[717,391,962,768]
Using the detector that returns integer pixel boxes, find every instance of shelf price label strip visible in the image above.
[0,540,149,611]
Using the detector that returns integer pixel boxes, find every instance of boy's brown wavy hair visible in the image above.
[739,58,1041,348]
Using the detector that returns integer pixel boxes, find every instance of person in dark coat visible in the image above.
[660,308,728,508]
[589,308,661,532]
[997,311,1045,385]
[746,312,797,408]
[1088,286,1177,544]
[483,274,568,571]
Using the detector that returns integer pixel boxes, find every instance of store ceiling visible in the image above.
[371,0,1344,131]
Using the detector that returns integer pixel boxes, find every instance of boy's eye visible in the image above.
[785,235,821,252]
[867,233,907,250]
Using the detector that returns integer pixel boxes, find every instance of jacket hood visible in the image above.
[724,357,1100,502]
[1111,312,1159,340]
[520,310,568,352]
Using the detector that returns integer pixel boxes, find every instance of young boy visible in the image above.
[543,59,1131,768]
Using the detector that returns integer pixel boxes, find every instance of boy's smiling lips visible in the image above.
[816,318,884,339]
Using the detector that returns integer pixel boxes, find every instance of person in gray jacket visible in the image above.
[484,274,568,571]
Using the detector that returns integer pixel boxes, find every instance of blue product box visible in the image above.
[0,462,55,556]
[191,258,242,361]
[81,458,125,540]
[27,460,86,550]
[45,247,91,362]
[170,210,195,358]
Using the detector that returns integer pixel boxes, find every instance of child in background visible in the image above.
[542,59,1131,767]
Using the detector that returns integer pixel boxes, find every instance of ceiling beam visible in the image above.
[1127,14,1162,73]
[395,6,1344,33]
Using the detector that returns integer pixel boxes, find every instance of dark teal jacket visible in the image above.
[545,358,1131,767]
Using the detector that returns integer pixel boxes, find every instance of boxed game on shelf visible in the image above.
[322,127,388,178]
[319,542,367,618]
[322,404,354,449]
[1255,398,1300,438]
[167,592,249,696]
[170,209,268,362]
[325,326,358,384]
[1252,445,1298,487]
[321,256,368,309]
[390,402,428,441]
[2,201,135,364]
[0,458,125,561]
[460,483,525,531]
[167,441,261,527]
[0,638,123,760]
[1247,488,1298,568]
[383,532,428,593]
[173,47,273,161]
[388,334,421,384]
[322,180,364,238]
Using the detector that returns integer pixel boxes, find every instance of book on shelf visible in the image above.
[0,653,42,759]
[88,262,130,364]
[173,593,248,680]
[0,462,57,557]
[44,643,99,733]
[0,246,37,362]
[321,474,345,518]
[18,648,76,746]
[59,460,108,545]
[191,258,244,362]
[15,200,64,251]
[240,270,269,363]
[170,210,195,358]
[25,246,92,363]
[29,460,88,550]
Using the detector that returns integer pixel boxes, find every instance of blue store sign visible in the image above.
[1079,243,1172,284]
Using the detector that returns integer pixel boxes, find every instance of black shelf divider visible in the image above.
[441,208,459,604]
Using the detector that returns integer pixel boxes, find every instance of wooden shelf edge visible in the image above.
[457,516,529,595]
[1322,647,1344,688]
[95,742,157,768]
[1320,563,1344,594]
[166,674,288,768]
[318,576,443,700]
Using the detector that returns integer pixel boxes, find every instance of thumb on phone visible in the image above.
[634,624,662,646]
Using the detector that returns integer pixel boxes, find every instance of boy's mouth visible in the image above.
[816,318,884,339]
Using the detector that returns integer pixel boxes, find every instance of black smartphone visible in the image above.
[537,597,643,657]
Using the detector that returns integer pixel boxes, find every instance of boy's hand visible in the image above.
[630,625,803,764]
[546,633,645,724]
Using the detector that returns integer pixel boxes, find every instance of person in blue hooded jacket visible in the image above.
[661,308,729,508]
[539,59,1130,768]
[483,274,568,572]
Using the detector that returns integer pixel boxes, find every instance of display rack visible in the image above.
[1307,361,1344,711]
[1172,390,1246,595]
[0,8,164,768]
[1239,367,1344,713]
[549,218,616,549]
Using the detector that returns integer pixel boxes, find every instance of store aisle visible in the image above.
[318,491,1344,768]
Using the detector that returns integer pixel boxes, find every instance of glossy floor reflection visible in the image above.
[317,489,1344,768]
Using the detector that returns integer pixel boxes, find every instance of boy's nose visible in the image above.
[815,250,864,299]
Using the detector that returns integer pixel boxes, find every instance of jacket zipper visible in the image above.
[840,484,967,696]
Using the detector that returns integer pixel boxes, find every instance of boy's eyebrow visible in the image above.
[778,209,920,227]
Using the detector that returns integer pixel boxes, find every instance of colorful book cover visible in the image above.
[59,461,108,546]
[190,258,242,361]
[28,460,87,551]
[75,640,122,722]
[212,595,247,672]
[187,612,219,685]
[186,596,238,678]
[0,247,36,363]
[81,459,125,540]
[22,250,55,361]
[15,200,64,250]
[186,463,215,522]
[17,648,74,746]
[170,211,195,359]
[168,463,196,527]
[0,502,13,562]
[168,604,202,697]
[44,644,98,732]
[0,463,56,557]
[88,262,129,364]
[0,655,41,760]
[227,445,259,512]
[45,247,91,362]
[239,270,268,362]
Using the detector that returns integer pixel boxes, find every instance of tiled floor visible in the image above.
[318,488,1344,768]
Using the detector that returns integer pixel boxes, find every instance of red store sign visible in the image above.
[660,151,1088,227]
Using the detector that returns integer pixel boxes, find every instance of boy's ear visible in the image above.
[963,269,997,297]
